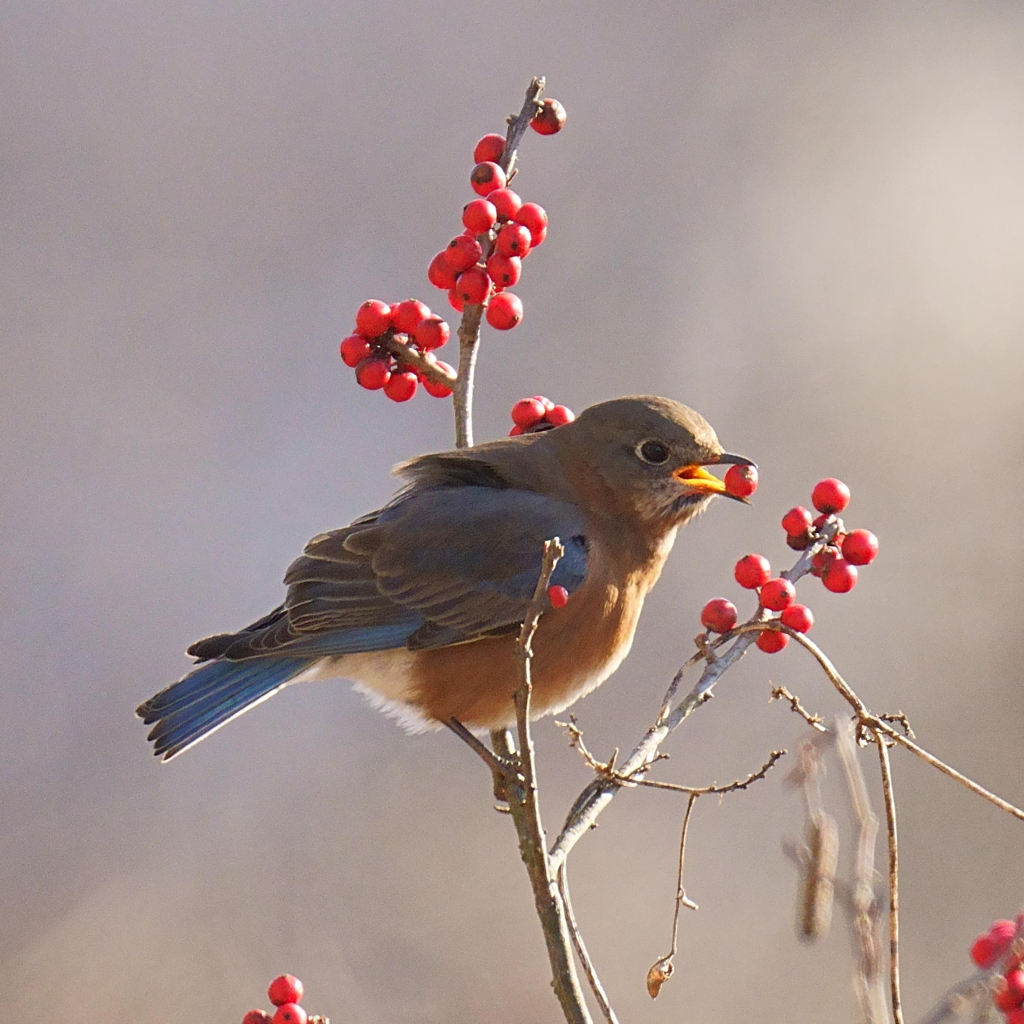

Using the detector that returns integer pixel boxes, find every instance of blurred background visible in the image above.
[3,2,1024,1020]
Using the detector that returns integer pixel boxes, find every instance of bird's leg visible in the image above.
[446,719,518,793]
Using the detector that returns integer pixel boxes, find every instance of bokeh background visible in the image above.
[3,2,1024,1021]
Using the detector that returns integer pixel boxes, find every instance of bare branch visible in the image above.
[875,733,904,1024]
[557,862,620,1024]
[647,793,699,999]
[769,684,828,732]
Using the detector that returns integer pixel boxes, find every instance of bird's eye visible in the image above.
[636,440,670,465]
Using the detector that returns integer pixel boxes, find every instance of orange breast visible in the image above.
[407,550,653,730]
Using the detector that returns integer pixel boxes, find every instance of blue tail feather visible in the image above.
[138,656,310,761]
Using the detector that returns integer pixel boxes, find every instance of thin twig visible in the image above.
[550,528,834,870]
[769,684,828,732]
[647,793,699,999]
[380,332,458,389]
[557,861,620,1024]
[876,733,904,1024]
[452,76,545,449]
[501,539,592,1024]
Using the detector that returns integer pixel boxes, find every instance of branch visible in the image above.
[647,792,699,1000]
[452,76,545,448]
[875,734,904,1024]
[380,332,457,389]
[499,539,593,1024]
[550,525,834,871]
[557,862,619,1024]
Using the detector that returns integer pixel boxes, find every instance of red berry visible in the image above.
[786,531,812,551]
[268,975,304,1007]
[812,478,851,515]
[701,598,738,633]
[462,198,497,234]
[496,223,532,257]
[340,334,372,368]
[473,133,505,164]
[511,398,547,429]
[354,299,392,338]
[780,603,814,633]
[384,370,418,403]
[822,558,858,593]
[413,315,450,351]
[1006,1009,1024,1024]
[973,934,999,969]
[272,1005,307,1024]
[509,424,524,436]
[548,585,569,609]
[530,97,567,135]
[812,513,830,531]
[486,292,523,330]
[545,405,575,427]
[782,506,813,536]
[734,554,771,590]
[515,203,548,239]
[392,299,431,334]
[841,529,878,566]
[724,464,758,499]
[757,630,788,654]
[447,288,465,313]
[533,395,555,410]
[428,251,458,290]
[243,1012,273,1024]
[422,361,455,399]
[810,548,838,577]
[995,970,1024,1012]
[486,253,522,288]
[470,161,506,196]
[759,577,795,611]
[488,188,522,221]
[445,234,483,273]
[355,357,391,391]
[455,267,491,305]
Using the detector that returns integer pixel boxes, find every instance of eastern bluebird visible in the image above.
[137,396,753,760]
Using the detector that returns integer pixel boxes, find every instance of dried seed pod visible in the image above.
[799,812,839,940]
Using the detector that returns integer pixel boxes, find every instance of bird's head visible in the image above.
[552,396,755,529]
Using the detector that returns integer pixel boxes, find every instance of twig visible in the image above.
[500,539,592,1024]
[557,861,620,1024]
[876,733,904,1024]
[770,684,828,732]
[452,76,545,449]
[647,793,699,999]
[770,629,1024,824]
[380,332,458,389]
[550,529,833,871]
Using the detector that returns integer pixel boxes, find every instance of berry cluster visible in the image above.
[242,974,321,1024]
[340,299,455,403]
[782,478,878,595]
[699,477,879,654]
[971,918,1024,1021]
[426,127,555,333]
[508,395,575,435]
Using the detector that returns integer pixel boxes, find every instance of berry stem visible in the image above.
[380,333,457,389]
[452,76,546,449]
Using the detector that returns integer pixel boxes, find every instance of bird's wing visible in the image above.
[190,487,588,660]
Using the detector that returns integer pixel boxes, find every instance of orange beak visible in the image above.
[673,453,756,504]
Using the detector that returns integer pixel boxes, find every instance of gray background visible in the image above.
[3,2,1023,1021]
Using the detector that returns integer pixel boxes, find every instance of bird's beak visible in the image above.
[672,453,757,504]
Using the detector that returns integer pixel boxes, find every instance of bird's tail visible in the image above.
[136,655,310,761]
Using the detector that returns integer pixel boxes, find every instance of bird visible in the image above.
[136,395,754,760]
